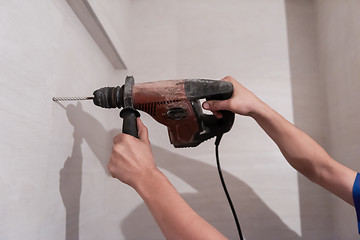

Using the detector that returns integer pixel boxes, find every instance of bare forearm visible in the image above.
[249,102,323,176]
[134,170,227,240]
[109,120,227,239]
[249,101,356,204]
[203,77,357,205]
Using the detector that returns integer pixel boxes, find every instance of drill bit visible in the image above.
[52,96,94,101]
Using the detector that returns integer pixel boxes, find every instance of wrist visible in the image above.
[132,168,166,193]
[248,98,269,119]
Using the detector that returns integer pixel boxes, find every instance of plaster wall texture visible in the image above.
[0,1,130,239]
[1,0,303,239]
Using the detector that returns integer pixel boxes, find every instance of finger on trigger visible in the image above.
[202,102,210,110]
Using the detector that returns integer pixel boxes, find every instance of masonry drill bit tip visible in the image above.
[52,96,94,101]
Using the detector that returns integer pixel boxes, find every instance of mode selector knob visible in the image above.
[166,108,188,120]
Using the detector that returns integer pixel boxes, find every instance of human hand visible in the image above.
[108,118,158,189]
[202,76,263,118]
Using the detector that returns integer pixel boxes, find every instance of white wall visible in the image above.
[1,0,302,239]
[0,1,129,239]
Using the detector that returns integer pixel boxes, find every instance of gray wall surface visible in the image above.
[286,0,360,239]
[285,0,334,239]
[0,0,358,239]
[315,0,360,238]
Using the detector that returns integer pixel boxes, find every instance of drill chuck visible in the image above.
[92,86,124,109]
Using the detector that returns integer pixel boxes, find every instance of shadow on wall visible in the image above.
[59,132,82,240]
[56,102,300,239]
[121,146,300,240]
[121,149,301,239]
[57,102,117,240]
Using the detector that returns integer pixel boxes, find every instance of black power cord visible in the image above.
[215,135,244,240]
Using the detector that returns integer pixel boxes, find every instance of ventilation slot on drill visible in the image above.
[137,100,181,116]
[157,99,180,105]
[138,103,156,116]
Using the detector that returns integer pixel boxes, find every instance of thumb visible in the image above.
[137,118,149,142]
[202,99,230,111]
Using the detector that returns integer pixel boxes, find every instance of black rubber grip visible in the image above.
[120,109,140,138]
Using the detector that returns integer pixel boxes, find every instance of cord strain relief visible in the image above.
[215,134,223,146]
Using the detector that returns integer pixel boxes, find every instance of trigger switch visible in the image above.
[167,108,187,120]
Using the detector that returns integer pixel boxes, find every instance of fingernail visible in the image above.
[203,102,209,109]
